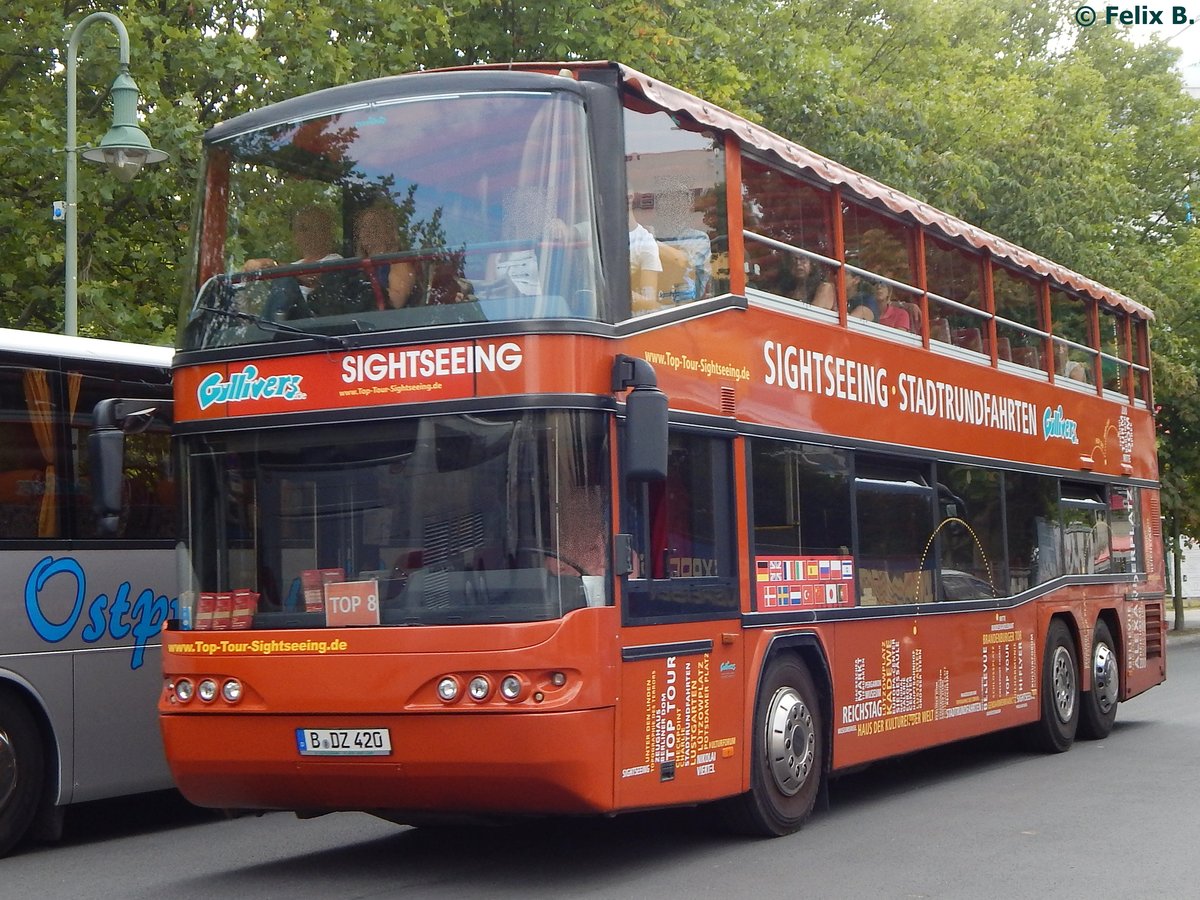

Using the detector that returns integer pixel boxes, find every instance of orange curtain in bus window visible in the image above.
[67,371,80,417]
[22,369,57,538]
[66,371,82,529]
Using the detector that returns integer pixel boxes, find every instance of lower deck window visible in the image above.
[183,410,609,628]
[749,437,1143,609]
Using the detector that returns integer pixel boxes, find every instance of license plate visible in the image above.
[296,728,392,756]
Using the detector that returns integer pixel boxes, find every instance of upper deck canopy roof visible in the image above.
[603,62,1152,322]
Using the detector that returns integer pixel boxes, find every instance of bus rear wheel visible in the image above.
[0,692,44,857]
[1078,620,1120,740]
[724,657,823,836]
[1025,619,1079,753]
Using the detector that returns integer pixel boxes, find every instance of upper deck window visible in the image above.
[1132,319,1152,404]
[1098,304,1132,398]
[622,101,727,316]
[184,90,602,350]
[1050,288,1097,387]
[741,157,834,307]
[993,265,1046,374]
[925,236,986,352]
[841,202,920,334]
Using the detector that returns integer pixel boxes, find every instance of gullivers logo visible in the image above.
[197,365,306,411]
[1042,405,1079,444]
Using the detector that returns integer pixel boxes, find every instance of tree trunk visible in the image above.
[1172,513,1185,631]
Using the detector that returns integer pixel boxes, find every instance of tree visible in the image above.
[0,1,457,343]
[711,0,1200,616]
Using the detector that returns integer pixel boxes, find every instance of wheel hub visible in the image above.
[1092,641,1119,713]
[1051,645,1076,723]
[765,686,815,796]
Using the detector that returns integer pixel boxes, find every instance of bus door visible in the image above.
[613,427,745,809]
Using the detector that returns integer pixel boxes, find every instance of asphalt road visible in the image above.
[3,636,1198,899]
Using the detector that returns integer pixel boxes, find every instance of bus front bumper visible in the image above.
[161,707,616,817]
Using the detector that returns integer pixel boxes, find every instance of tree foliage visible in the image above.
[3,0,1199,528]
[701,0,1200,536]
[0,0,456,341]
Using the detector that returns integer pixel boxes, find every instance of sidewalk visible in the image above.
[1165,597,1200,644]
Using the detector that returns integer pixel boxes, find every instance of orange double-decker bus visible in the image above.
[150,62,1164,835]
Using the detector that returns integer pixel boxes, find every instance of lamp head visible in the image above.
[80,66,167,182]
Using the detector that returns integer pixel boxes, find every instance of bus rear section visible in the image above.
[0,330,176,857]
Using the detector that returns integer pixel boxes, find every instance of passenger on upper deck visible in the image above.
[482,186,572,297]
[809,265,837,310]
[241,205,340,278]
[1054,342,1091,382]
[241,205,344,320]
[846,270,879,321]
[653,186,713,304]
[788,254,835,308]
[354,204,419,309]
[482,186,665,315]
[628,193,663,313]
[849,228,915,324]
[876,282,914,332]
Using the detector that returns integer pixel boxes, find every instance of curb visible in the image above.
[1166,627,1200,646]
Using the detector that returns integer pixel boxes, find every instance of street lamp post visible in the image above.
[64,11,167,336]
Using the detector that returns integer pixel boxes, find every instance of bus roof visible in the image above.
[0,328,174,367]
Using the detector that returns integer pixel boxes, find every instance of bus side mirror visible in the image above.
[613,354,667,482]
[88,426,125,534]
[89,397,174,535]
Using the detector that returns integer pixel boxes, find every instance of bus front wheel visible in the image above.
[1025,619,1079,753]
[0,691,45,857]
[724,657,823,836]
[1078,619,1120,740]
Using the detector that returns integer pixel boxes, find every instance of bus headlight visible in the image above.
[197,678,217,702]
[221,679,243,703]
[499,675,523,702]
[174,679,194,702]
[468,676,492,701]
[437,677,461,702]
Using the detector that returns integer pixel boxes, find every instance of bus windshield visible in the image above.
[184,90,601,350]
[182,410,609,627]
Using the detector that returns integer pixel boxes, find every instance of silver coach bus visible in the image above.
[0,329,177,856]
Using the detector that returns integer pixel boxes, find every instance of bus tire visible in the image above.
[1025,619,1079,753]
[0,692,45,857]
[1078,619,1119,740]
[724,656,823,836]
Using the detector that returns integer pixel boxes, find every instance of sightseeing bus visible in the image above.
[138,62,1163,836]
[0,329,177,856]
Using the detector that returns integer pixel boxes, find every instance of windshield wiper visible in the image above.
[194,305,348,349]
